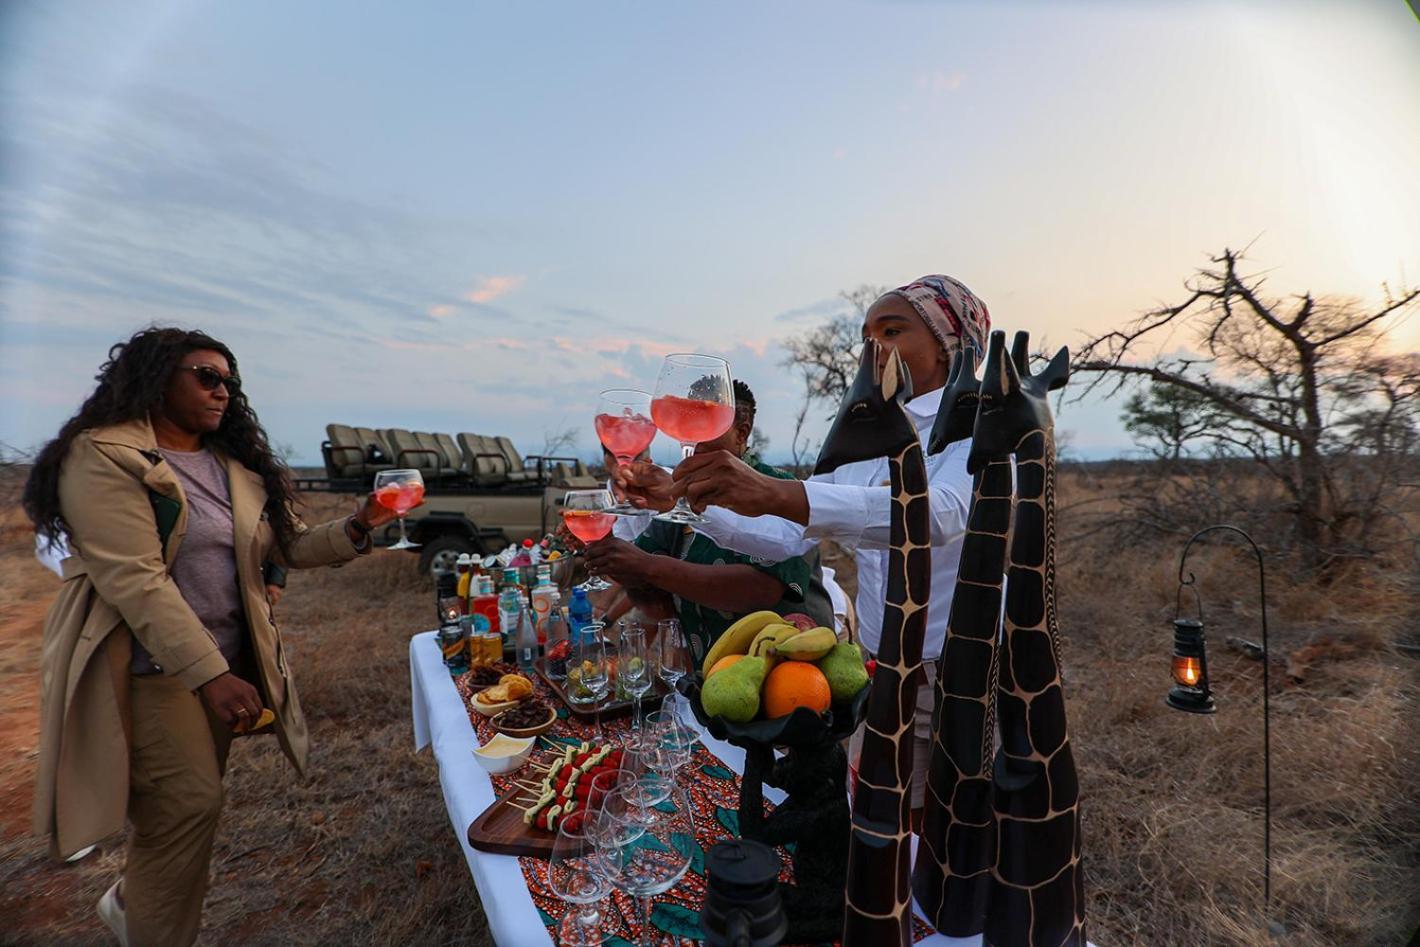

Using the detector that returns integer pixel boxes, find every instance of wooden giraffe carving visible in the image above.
[813,340,931,947]
[912,337,1020,935]
[969,330,1086,947]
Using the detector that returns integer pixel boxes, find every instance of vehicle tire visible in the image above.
[418,533,478,578]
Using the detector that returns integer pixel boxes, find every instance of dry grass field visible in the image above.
[1,469,1416,946]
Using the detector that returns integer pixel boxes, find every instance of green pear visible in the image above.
[817,642,869,701]
[701,655,767,723]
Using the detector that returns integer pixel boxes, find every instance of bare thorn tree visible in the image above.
[781,284,887,474]
[1075,248,1420,567]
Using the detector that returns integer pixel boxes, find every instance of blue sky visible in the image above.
[3,1,1418,465]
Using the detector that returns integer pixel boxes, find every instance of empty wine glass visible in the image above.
[593,785,697,947]
[650,354,734,524]
[656,619,692,714]
[372,469,425,549]
[595,389,656,515]
[562,489,617,591]
[616,732,672,807]
[572,623,609,739]
[620,623,653,733]
[545,813,611,946]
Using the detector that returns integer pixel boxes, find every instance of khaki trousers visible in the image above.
[125,673,232,947]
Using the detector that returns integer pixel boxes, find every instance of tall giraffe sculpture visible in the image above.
[813,340,931,947]
[968,330,1086,947]
[911,336,1023,935]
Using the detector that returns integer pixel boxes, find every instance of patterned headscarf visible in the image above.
[887,274,991,360]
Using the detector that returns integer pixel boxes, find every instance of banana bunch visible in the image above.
[701,611,839,677]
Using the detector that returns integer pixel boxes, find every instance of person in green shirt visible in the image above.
[584,380,834,667]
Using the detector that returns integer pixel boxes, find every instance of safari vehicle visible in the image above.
[293,424,602,577]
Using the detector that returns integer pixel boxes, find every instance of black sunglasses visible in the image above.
[181,365,241,394]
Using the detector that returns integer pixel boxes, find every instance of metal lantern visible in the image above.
[1167,618,1215,714]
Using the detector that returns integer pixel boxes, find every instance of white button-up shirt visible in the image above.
[692,386,973,660]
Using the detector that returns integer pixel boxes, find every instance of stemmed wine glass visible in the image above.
[372,469,425,549]
[593,785,697,947]
[562,489,616,592]
[595,389,657,515]
[656,619,692,715]
[572,623,610,740]
[619,623,653,733]
[649,354,734,524]
[545,813,611,946]
[643,710,698,788]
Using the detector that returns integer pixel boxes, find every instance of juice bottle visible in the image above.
[455,554,474,614]
[530,567,558,643]
[471,574,500,636]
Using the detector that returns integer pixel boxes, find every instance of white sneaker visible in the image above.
[97,881,129,946]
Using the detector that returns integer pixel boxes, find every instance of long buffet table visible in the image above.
[410,630,1000,947]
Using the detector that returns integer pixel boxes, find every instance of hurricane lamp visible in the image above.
[1167,618,1215,714]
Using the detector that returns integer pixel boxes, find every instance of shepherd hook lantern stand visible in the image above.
[1170,524,1279,933]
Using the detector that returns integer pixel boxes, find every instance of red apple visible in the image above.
[781,613,817,633]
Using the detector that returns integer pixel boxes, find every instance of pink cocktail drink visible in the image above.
[595,412,657,462]
[651,395,735,445]
[375,482,425,516]
[563,510,615,544]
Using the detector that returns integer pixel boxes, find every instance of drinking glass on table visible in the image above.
[650,354,734,524]
[546,815,612,947]
[619,623,653,733]
[656,619,692,714]
[562,489,617,592]
[593,785,696,947]
[572,623,610,739]
[616,732,672,807]
[373,469,425,549]
[595,389,657,515]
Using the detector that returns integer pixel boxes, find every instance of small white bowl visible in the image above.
[471,733,536,775]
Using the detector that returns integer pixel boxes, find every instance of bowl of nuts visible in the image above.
[493,699,557,738]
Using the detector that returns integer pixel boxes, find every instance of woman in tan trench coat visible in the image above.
[23,327,408,946]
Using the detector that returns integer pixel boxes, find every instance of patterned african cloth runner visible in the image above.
[454,668,933,945]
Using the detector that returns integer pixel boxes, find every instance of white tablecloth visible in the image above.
[410,630,998,947]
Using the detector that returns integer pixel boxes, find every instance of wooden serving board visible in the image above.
[532,656,668,721]
[467,787,558,859]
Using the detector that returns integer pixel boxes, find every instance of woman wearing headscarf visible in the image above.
[23,327,408,946]
[617,276,990,825]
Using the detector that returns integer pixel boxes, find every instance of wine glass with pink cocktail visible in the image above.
[373,468,425,550]
[594,389,657,515]
[650,354,734,525]
[562,488,617,592]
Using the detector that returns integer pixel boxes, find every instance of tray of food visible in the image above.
[531,656,670,721]
[467,739,627,858]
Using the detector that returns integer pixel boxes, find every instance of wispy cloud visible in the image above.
[916,70,965,96]
[463,275,525,304]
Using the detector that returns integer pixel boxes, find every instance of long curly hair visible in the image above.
[23,327,299,556]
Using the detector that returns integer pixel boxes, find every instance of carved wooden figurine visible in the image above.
[814,341,931,947]
[912,337,1018,935]
[967,330,1086,947]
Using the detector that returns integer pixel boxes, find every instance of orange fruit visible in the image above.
[761,661,832,719]
[708,654,745,677]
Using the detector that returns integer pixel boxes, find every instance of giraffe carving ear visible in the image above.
[978,330,1009,398]
[999,333,1023,396]
[1038,345,1071,392]
[880,346,912,403]
[1010,331,1030,374]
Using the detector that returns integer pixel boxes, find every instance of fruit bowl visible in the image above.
[678,677,870,750]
